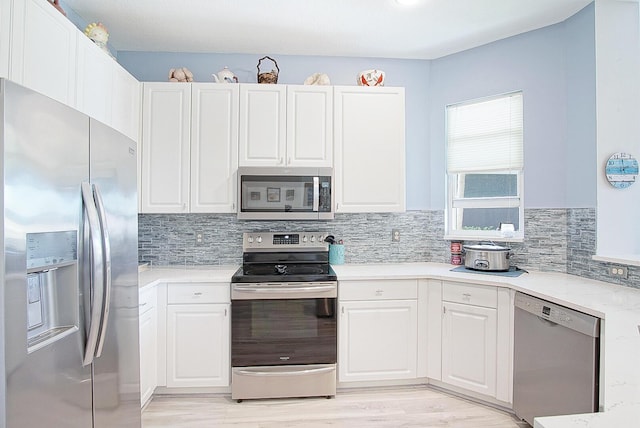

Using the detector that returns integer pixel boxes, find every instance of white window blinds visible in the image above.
[447,92,523,173]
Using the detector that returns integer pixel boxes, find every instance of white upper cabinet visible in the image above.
[239,84,287,166]
[239,84,333,167]
[141,83,191,213]
[286,85,333,167]
[190,83,238,213]
[334,86,405,213]
[76,31,140,142]
[76,34,113,126]
[6,0,140,141]
[10,0,77,106]
[140,82,239,214]
[0,0,11,78]
[110,63,141,142]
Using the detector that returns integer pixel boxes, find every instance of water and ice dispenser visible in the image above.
[26,231,79,352]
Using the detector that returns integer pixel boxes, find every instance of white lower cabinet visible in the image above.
[434,281,513,404]
[139,286,158,407]
[442,300,497,396]
[165,283,230,388]
[338,280,418,383]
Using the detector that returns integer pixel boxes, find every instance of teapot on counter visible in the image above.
[212,66,238,83]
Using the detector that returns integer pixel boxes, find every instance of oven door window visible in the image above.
[232,297,337,366]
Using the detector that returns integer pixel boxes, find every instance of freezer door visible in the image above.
[2,80,93,427]
[89,119,141,427]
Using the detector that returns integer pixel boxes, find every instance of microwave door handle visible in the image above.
[313,176,319,212]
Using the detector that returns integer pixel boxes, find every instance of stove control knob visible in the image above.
[248,236,254,244]
[310,235,316,243]
[257,236,262,243]
[302,235,308,243]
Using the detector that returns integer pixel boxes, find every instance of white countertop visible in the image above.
[138,262,640,427]
[138,264,239,289]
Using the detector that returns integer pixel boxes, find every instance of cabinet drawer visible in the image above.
[442,282,497,308]
[339,280,418,301]
[167,282,230,304]
[139,287,157,315]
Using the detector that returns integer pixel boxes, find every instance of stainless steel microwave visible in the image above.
[237,167,333,220]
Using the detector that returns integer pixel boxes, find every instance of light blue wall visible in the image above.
[116,3,595,211]
[565,4,597,208]
[428,3,595,209]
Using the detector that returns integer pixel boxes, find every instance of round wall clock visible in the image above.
[605,152,638,189]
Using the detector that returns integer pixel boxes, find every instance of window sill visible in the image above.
[443,234,524,244]
[592,254,640,267]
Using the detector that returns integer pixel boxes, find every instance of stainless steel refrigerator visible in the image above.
[0,79,141,427]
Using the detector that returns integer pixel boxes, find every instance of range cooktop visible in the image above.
[231,265,337,284]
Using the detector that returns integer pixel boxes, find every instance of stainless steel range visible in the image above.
[230,231,337,402]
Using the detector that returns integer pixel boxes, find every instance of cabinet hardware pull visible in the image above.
[139,302,147,307]
[224,308,227,317]
[194,292,203,296]
[443,306,447,314]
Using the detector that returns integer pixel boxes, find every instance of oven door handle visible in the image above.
[234,366,336,377]
[232,284,336,294]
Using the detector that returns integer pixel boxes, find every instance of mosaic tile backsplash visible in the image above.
[138,208,639,289]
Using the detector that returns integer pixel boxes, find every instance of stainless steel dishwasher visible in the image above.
[513,292,600,426]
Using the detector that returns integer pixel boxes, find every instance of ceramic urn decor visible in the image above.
[357,69,385,86]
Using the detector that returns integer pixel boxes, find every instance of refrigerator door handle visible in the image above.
[81,182,105,366]
[93,184,111,358]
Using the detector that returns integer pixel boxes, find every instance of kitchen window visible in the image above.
[445,92,524,241]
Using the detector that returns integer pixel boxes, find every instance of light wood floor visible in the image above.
[142,386,531,428]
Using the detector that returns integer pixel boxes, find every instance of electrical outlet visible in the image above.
[392,229,400,242]
[195,232,204,245]
[608,265,628,279]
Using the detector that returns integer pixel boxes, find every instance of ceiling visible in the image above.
[61,0,593,60]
